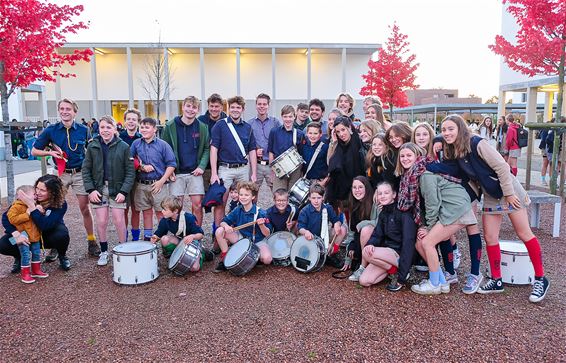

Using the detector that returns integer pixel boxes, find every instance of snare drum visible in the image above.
[112,242,159,285]
[224,238,260,276]
[289,178,311,208]
[168,240,202,276]
[488,240,535,285]
[265,232,296,267]
[271,147,304,178]
[290,236,326,273]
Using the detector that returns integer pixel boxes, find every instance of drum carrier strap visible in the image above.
[321,207,329,249]
[176,211,187,237]
[225,119,248,159]
[252,208,260,243]
[292,128,297,146]
[305,142,324,177]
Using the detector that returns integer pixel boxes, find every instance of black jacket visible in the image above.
[367,203,416,283]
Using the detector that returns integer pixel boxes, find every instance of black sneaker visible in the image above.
[529,276,550,303]
[87,241,101,257]
[10,258,21,274]
[59,256,71,271]
[386,280,404,292]
[478,278,504,294]
[325,254,343,269]
[201,248,214,262]
[44,248,58,262]
[213,260,226,273]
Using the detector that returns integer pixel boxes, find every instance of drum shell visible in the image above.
[112,242,159,285]
[487,240,534,285]
[225,239,260,276]
[271,147,304,178]
[290,237,326,273]
[168,241,201,276]
[289,178,311,207]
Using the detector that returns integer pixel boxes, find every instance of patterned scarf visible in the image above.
[398,156,463,226]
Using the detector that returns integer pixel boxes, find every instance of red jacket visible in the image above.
[506,122,520,151]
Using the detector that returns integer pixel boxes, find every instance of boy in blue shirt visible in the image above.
[297,184,346,268]
[300,122,329,187]
[266,188,297,233]
[151,197,211,271]
[268,105,304,191]
[214,181,272,272]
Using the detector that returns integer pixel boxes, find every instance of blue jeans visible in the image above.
[18,242,40,266]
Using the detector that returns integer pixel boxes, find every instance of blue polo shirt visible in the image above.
[301,140,329,179]
[154,212,204,238]
[223,204,271,242]
[33,121,89,169]
[267,125,304,158]
[130,137,177,181]
[297,203,339,237]
[210,117,256,165]
[266,205,297,232]
[175,117,199,173]
[119,130,142,146]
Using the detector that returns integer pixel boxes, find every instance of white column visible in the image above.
[16,89,25,121]
[236,48,241,96]
[525,86,538,188]
[39,86,48,121]
[90,48,99,118]
[55,73,62,103]
[127,47,134,109]
[307,48,312,100]
[272,47,276,113]
[544,92,554,121]
[341,48,347,92]
[200,47,205,103]
[164,48,171,121]
[497,90,506,119]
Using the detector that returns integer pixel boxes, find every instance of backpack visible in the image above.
[517,125,528,148]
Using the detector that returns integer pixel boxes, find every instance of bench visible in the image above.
[527,190,562,238]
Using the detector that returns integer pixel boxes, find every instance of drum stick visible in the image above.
[327,234,338,255]
[233,218,270,231]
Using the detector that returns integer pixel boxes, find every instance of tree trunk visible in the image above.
[0,61,16,205]
[550,41,565,195]
[388,102,394,122]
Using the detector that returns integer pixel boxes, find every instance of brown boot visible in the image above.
[31,262,49,278]
[21,266,36,284]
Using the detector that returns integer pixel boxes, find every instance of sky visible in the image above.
[55,0,503,101]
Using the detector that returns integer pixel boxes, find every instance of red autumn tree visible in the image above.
[0,0,91,202]
[360,23,419,120]
[489,0,566,194]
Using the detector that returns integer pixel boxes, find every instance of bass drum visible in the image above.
[290,236,326,273]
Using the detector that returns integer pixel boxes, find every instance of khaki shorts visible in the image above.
[255,164,273,189]
[91,185,127,210]
[60,171,87,196]
[218,165,250,191]
[482,177,530,214]
[133,182,169,212]
[170,173,205,196]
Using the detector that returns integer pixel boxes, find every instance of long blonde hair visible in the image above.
[411,122,435,157]
[441,114,472,160]
[394,142,426,176]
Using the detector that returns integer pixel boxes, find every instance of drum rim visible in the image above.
[266,231,296,258]
[168,241,201,269]
[290,236,324,272]
[112,242,157,256]
[224,239,253,268]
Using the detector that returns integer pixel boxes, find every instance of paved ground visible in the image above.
[0,180,564,362]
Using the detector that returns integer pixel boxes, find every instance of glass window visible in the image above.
[112,101,138,123]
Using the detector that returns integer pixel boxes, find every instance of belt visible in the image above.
[64,167,81,173]
[138,179,158,185]
[218,162,247,169]
[258,160,269,166]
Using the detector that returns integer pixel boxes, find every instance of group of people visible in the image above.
[0,92,550,304]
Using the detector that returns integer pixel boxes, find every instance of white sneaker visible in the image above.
[411,279,441,295]
[453,248,462,269]
[97,252,109,266]
[444,271,458,285]
[348,266,365,282]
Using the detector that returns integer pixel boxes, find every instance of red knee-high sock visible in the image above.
[486,244,502,279]
[524,237,544,277]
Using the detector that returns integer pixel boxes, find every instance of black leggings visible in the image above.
[0,224,70,260]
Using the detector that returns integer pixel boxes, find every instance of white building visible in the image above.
[20,43,378,123]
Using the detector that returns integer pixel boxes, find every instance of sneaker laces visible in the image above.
[482,278,497,290]
[531,279,544,296]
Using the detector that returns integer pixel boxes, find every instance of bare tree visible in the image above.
[139,45,174,123]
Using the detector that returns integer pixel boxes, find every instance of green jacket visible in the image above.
[161,117,210,172]
[82,136,135,197]
[419,171,472,230]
